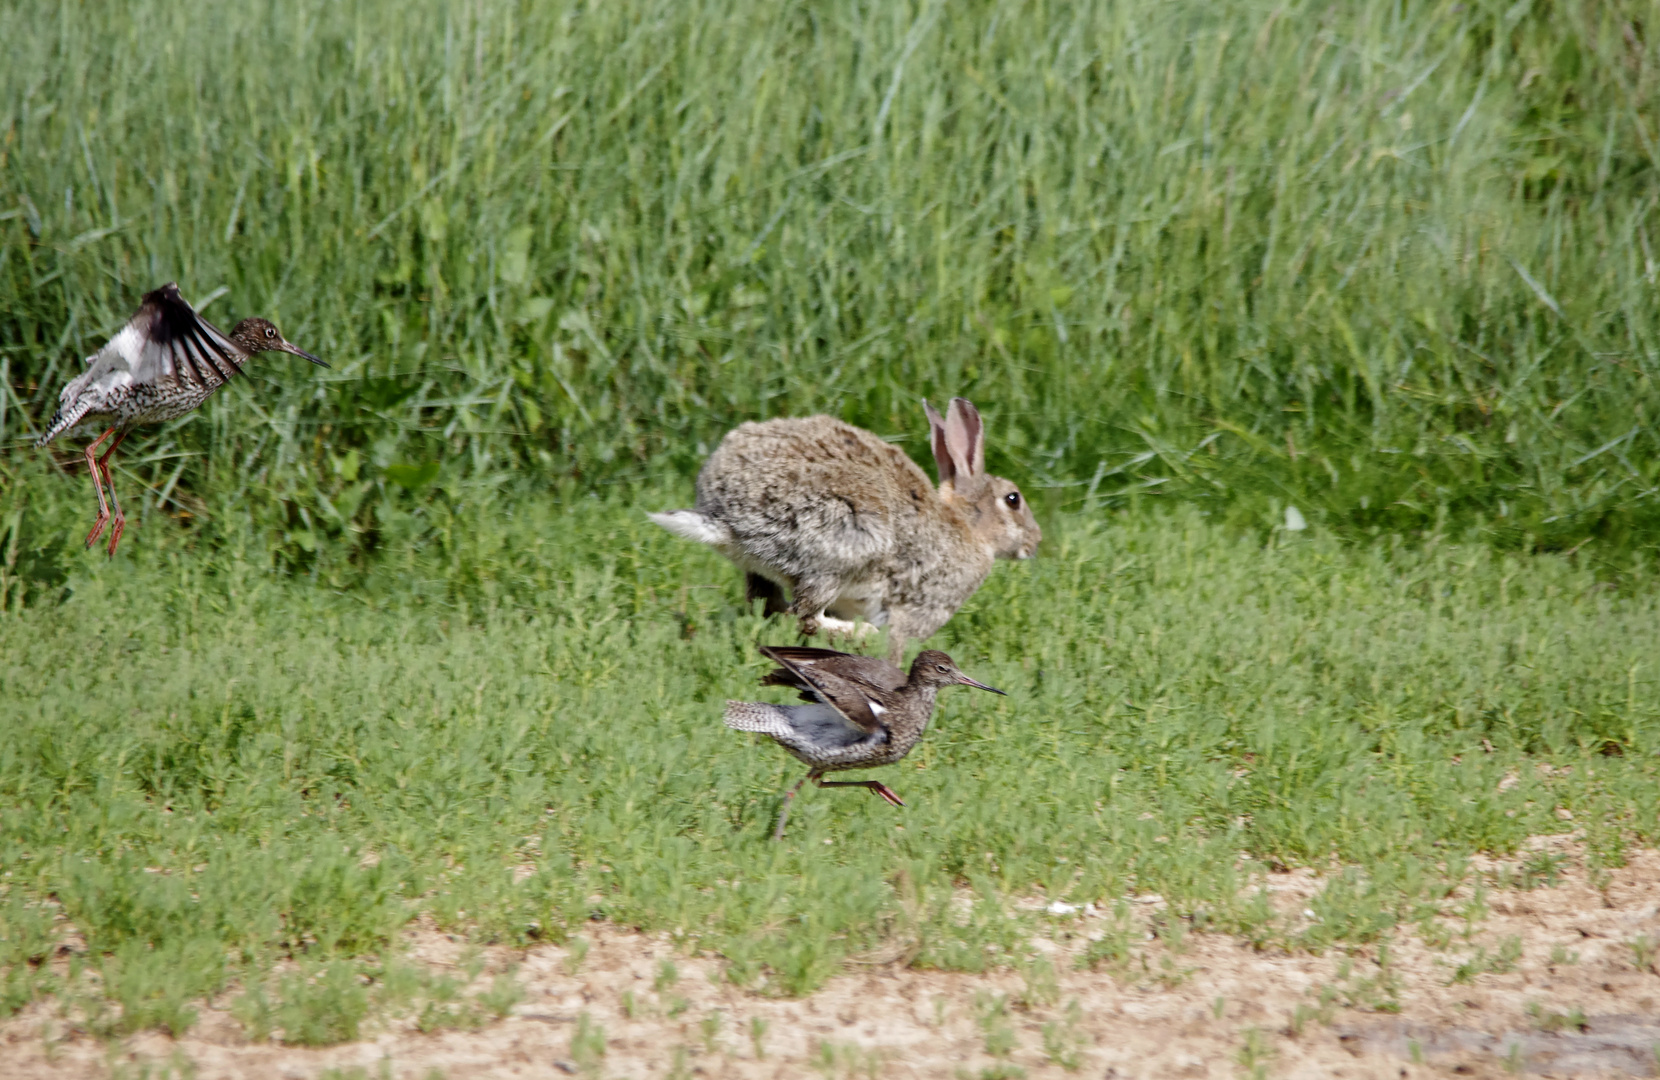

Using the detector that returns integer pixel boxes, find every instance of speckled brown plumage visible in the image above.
[36,283,325,554]
[724,645,1004,840]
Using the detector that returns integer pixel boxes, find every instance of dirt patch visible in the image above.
[1335,1016,1660,1077]
[5,845,1659,1079]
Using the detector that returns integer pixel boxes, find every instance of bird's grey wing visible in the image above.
[801,669,886,732]
[724,701,872,750]
[758,647,882,733]
[129,283,241,388]
[782,702,875,749]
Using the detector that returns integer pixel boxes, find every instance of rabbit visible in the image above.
[650,398,1041,662]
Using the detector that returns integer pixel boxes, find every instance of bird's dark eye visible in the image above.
[1005,491,1022,509]
[936,663,949,673]
[266,327,276,338]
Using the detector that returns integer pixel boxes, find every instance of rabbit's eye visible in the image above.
[1004,491,1022,509]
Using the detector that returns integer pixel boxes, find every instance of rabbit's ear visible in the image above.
[945,398,985,479]
[924,399,955,486]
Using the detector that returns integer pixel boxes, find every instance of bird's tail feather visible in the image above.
[36,399,93,448]
[723,700,791,737]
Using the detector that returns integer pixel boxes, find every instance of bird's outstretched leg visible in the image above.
[82,428,117,548]
[818,777,905,808]
[96,430,130,555]
[773,769,822,841]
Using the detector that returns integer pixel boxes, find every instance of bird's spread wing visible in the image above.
[759,646,854,664]
[759,645,844,697]
[818,653,908,693]
[758,645,885,733]
[759,645,907,694]
[129,283,242,388]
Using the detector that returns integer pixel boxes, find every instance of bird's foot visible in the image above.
[106,512,127,556]
[821,777,907,807]
[84,511,110,549]
[869,782,905,808]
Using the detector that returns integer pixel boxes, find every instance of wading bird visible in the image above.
[36,283,325,554]
[724,645,1004,840]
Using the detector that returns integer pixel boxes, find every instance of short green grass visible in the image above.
[3,480,1658,1038]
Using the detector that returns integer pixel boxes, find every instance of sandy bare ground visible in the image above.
[5,843,1659,1079]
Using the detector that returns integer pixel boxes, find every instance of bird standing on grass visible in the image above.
[725,644,1004,840]
[35,283,326,554]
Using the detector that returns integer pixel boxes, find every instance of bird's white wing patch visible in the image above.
[79,328,144,385]
[867,700,886,717]
[107,325,146,370]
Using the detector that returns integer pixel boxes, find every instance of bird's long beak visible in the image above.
[282,341,328,367]
[956,673,1006,695]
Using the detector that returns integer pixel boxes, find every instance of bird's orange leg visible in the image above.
[817,777,905,807]
[96,430,131,556]
[82,428,117,549]
[772,769,822,841]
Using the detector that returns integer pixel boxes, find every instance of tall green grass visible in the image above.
[3,0,1658,559]
[3,495,1658,1031]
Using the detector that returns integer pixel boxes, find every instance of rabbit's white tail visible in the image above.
[649,509,732,547]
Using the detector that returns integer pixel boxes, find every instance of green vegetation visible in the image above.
[2,0,1658,559]
[3,488,1660,1037]
[2,0,1659,1047]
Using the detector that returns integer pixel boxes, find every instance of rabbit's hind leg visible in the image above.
[744,572,791,616]
[788,577,842,639]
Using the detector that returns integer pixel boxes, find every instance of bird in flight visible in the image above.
[36,283,326,554]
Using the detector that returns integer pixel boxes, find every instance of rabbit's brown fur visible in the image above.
[651,399,1040,662]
